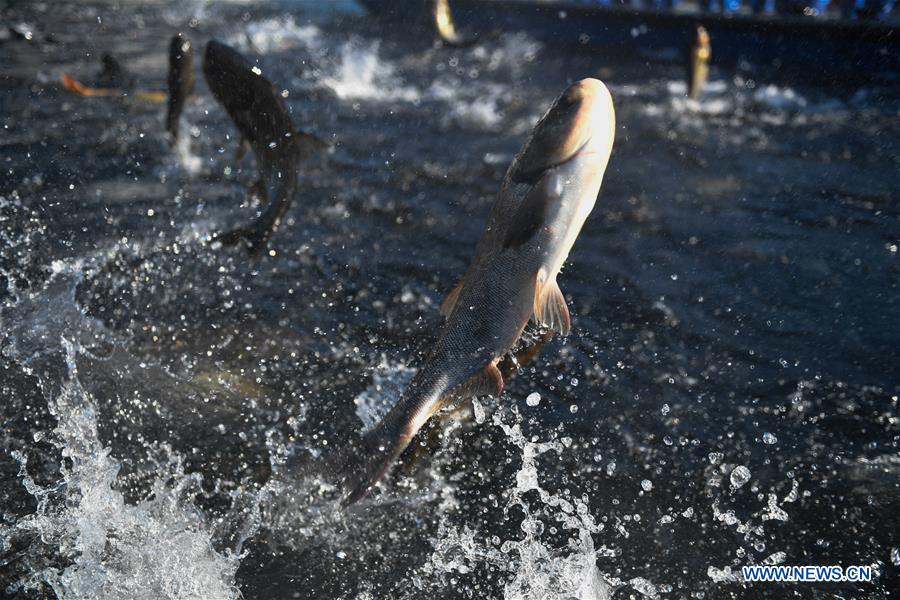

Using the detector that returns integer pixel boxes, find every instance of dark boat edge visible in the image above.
[358,0,900,85]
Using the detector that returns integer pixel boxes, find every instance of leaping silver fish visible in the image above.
[338,78,616,504]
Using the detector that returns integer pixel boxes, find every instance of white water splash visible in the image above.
[428,80,505,131]
[0,267,241,599]
[425,405,666,600]
[353,357,416,432]
[175,128,203,175]
[321,41,419,103]
[470,32,542,74]
[231,17,322,54]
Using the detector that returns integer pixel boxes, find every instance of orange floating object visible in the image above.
[61,73,166,103]
[61,73,116,97]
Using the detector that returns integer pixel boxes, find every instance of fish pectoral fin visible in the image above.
[502,179,552,249]
[456,361,504,399]
[533,274,571,336]
[439,280,464,318]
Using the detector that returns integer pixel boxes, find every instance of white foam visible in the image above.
[0,268,241,599]
[231,17,322,54]
[425,405,663,600]
[176,127,203,175]
[753,84,809,111]
[321,41,420,103]
[428,80,505,131]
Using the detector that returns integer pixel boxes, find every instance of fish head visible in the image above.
[694,25,711,56]
[510,78,615,186]
[170,33,192,66]
[202,40,257,111]
[500,79,615,274]
[697,25,710,46]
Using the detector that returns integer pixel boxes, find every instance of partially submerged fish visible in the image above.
[432,0,471,47]
[166,33,194,144]
[338,78,616,504]
[687,25,711,101]
[202,40,327,252]
[98,51,132,87]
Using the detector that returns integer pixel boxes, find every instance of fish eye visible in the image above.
[558,86,582,109]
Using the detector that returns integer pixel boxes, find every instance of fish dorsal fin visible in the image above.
[533,272,571,336]
[456,362,504,399]
[502,178,554,249]
[440,280,464,318]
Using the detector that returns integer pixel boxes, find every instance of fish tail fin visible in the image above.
[332,423,415,506]
[213,169,297,253]
[333,380,447,505]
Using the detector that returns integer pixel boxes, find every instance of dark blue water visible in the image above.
[1,1,898,599]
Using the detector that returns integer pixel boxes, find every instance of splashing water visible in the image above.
[353,358,416,432]
[425,405,666,600]
[175,129,203,175]
[321,41,420,103]
[231,17,322,55]
[0,264,242,599]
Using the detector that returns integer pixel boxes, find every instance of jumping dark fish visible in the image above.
[166,33,194,144]
[337,78,616,504]
[202,40,328,253]
[98,52,132,87]
[687,25,711,101]
[61,52,165,103]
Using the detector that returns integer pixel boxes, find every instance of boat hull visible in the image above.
[358,0,900,84]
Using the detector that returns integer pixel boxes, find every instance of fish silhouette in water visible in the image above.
[687,25,711,101]
[202,40,328,253]
[61,52,166,103]
[98,52,132,87]
[166,33,194,145]
[337,78,616,504]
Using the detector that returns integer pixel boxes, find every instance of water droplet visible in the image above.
[661,403,670,415]
[641,479,653,492]
[730,466,751,489]
[891,546,900,566]
[762,432,777,445]
[708,452,724,465]
[525,392,541,407]
[569,404,578,414]
[472,398,485,424]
